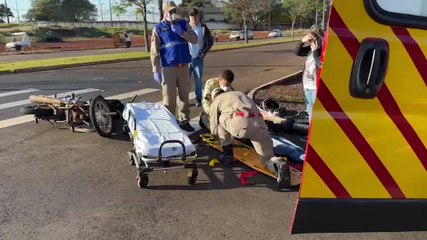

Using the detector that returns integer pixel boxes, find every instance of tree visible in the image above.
[282,0,316,38]
[157,0,163,21]
[224,4,243,26]
[112,3,127,22]
[121,0,153,52]
[26,0,97,22]
[180,0,212,8]
[224,0,276,41]
[0,3,14,23]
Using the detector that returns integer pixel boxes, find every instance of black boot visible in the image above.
[277,161,291,189]
[219,145,234,167]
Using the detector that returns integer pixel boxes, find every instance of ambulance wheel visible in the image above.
[138,174,149,188]
[187,169,198,185]
[90,95,114,138]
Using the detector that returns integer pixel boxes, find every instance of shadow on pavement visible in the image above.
[148,129,300,193]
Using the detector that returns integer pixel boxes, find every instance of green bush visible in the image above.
[32,28,64,42]
[0,33,5,44]
[74,27,111,38]
[98,27,146,36]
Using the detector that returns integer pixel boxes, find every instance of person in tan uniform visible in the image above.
[209,88,293,189]
[151,1,197,132]
[199,69,235,129]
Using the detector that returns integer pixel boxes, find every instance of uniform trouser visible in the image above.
[218,115,281,176]
[162,66,191,124]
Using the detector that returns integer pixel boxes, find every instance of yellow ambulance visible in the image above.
[292,0,427,233]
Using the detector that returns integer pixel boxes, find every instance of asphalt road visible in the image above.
[0,38,282,63]
[0,43,425,240]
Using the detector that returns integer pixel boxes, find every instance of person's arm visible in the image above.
[181,22,197,44]
[150,27,161,73]
[199,25,214,57]
[295,41,311,57]
[209,100,219,136]
[202,82,212,113]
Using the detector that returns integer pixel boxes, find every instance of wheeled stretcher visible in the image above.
[123,102,198,188]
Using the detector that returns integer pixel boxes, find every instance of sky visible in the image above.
[9,0,183,22]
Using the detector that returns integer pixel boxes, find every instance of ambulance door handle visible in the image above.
[350,39,389,99]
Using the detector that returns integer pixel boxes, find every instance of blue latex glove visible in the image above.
[153,72,162,84]
[171,23,184,36]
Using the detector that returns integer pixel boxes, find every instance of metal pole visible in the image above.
[4,0,10,24]
[14,0,20,23]
[321,0,326,30]
[315,0,318,26]
[99,0,104,22]
[108,0,113,26]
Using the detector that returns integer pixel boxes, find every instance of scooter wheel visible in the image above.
[90,95,114,138]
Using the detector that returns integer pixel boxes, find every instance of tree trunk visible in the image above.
[142,5,150,52]
[243,14,248,44]
[158,0,163,21]
[291,18,295,39]
[322,0,326,30]
[5,0,10,24]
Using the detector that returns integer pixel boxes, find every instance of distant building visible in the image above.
[202,6,225,22]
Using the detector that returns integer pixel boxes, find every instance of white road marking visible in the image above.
[0,88,100,110]
[0,88,39,98]
[106,88,159,100]
[0,115,35,129]
[0,89,198,130]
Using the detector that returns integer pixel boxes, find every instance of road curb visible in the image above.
[0,40,299,75]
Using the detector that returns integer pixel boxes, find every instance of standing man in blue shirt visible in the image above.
[188,8,214,107]
[151,1,198,132]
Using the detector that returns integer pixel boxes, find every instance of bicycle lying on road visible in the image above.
[19,93,126,137]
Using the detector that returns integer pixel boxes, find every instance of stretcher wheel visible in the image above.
[138,174,149,188]
[90,95,114,138]
[187,169,198,185]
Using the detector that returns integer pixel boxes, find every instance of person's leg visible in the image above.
[193,58,204,104]
[304,89,316,120]
[244,118,292,188]
[177,66,191,125]
[188,59,194,83]
[199,111,210,130]
[218,123,234,167]
[162,67,177,116]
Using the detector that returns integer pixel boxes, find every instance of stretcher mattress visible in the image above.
[123,102,196,159]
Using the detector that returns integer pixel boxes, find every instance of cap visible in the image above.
[164,1,177,12]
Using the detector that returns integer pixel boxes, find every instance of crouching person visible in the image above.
[199,69,235,130]
[209,88,300,189]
